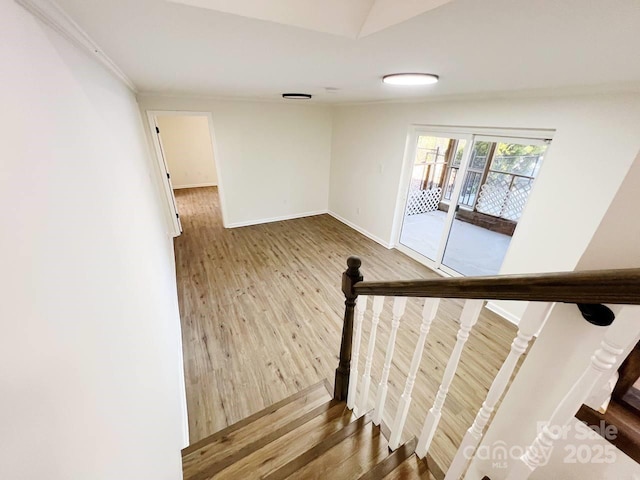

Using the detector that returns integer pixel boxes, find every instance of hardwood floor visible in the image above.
[174,186,521,471]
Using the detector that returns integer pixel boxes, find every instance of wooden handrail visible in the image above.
[353,268,640,305]
[334,259,640,402]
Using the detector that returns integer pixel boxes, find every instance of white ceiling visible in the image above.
[165,0,454,38]
[53,0,640,103]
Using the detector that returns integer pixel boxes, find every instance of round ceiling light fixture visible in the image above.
[282,93,312,99]
[382,73,439,86]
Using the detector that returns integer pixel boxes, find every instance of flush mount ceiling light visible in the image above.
[282,93,312,99]
[382,73,439,86]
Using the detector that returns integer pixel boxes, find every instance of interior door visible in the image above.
[154,119,182,233]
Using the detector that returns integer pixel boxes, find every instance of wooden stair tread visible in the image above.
[204,401,354,479]
[577,399,640,463]
[381,454,439,480]
[271,415,387,480]
[358,437,417,480]
[182,380,331,479]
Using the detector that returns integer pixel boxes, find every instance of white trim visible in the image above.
[166,238,190,448]
[173,183,218,190]
[226,210,328,229]
[335,84,640,107]
[178,355,189,448]
[408,124,554,141]
[391,127,475,267]
[433,134,474,268]
[395,244,451,277]
[179,365,189,448]
[473,134,552,146]
[16,0,137,92]
[438,263,463,278]
[485,301,521,326]
[137,91,326,106]
[139,83,640,108]
[328,211,393,249]
[390,128,420,248]
[205,114,228,228]
[147,110,218,117]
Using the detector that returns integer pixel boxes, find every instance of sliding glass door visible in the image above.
[399,134,467,262]
[398,130,550,276]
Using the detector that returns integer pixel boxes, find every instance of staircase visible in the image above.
[182,379,439,480]
[183,258,640,480]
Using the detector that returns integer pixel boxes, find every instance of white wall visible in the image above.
[138,95,333,228]
[330,94,640,319]
[0,3,186,479]
[467,152,640,480]
[156,115,218,189]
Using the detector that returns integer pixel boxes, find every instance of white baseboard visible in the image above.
[327,211,392,249]
[226,210,328,228]
[173,182,217,190]
[485,301,521,326]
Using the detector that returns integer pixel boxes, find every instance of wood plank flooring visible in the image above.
[174,186,521,472]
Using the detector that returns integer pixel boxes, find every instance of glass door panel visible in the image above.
[441,139,548,276]
[399,135,466,262]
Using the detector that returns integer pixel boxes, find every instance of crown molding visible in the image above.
[138,82,640,108]
[334,82,640,107]
[136,91,335,106]
[16,0,137,92]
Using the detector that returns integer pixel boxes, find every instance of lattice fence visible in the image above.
[406,188,442,216]
[502,182,532,220]
[476,180,532,221]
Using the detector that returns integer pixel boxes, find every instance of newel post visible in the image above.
[334,256,363,401]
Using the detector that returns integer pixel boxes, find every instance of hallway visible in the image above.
[174,187,518,470]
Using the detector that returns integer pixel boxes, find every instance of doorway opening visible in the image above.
[147,111,223,236]
[395,127,552,277]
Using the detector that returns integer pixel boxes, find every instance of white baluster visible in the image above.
[347,295,367,410]
[445,302,552,480]
[506,306,640,480]
[373,297,408,425]
[416,299,483,459]
[389,298,440,450]
[358,296,384,415]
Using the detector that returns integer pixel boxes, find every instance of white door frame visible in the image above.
[146,110,228,235]
[392,124,554,277]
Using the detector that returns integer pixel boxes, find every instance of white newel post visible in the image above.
[506,306,640,480]
[358,296,384,415]
[373,297,408,425]
[389,298,441,450]
[445,302,552,480]
[347,295,368,410]
[416,299,483,459]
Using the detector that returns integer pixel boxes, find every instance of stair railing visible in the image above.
[333,256,640,480]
